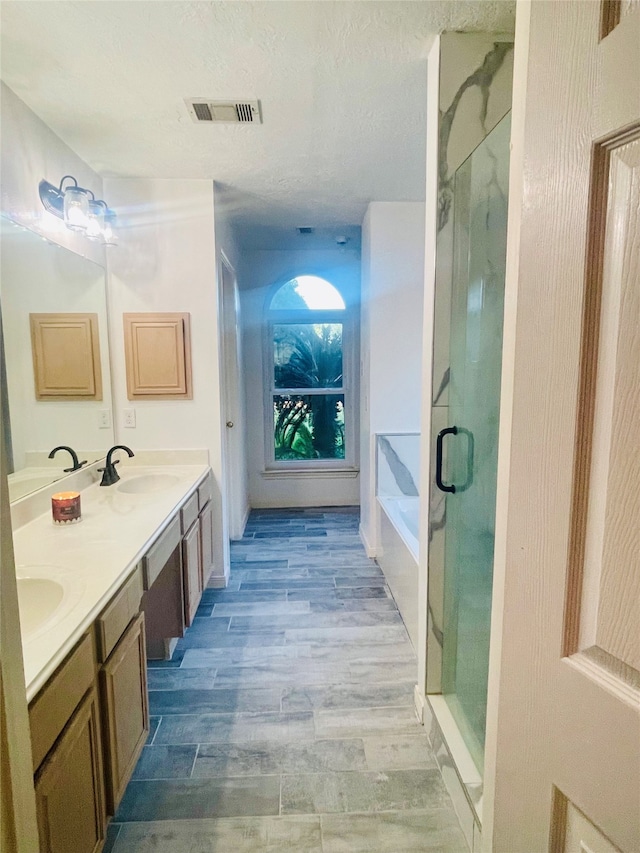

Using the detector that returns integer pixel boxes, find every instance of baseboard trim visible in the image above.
[240,504,251,537]
[208,562,231,589]
[358,523,376,558]
[414,684,426,723]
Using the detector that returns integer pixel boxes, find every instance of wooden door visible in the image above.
[182,520,202,626]
[34,687,105,853]
[485,2,640,851]
[220,258,245,540]
[99,612,149,815]
[199,500,214,589]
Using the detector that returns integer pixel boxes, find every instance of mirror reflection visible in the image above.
[0,216,113,501]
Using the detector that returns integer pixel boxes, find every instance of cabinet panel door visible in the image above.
[35,686,105,853]
[99,612,149,815]
[182,519,202,627]
[199,500,214,589]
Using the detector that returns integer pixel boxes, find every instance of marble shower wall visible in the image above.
[427,33,513,693]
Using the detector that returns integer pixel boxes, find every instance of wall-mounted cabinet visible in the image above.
[123,312,192,400]
[29,312,103,400]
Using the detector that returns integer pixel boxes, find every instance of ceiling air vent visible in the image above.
[297,227,314,235]
[186,99,262,124]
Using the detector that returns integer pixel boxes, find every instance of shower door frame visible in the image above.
[422,109,512,834]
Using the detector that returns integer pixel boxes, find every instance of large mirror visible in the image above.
[0,216,114,501]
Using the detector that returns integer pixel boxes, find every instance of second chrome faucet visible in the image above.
[97,445,135,486]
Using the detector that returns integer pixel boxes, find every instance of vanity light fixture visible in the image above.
[39,175,117,246]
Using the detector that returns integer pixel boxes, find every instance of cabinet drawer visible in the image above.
[180,491,199,535]
[95,566,143,663]
[198,472,213,511]
[142,515,181,589]
[30,632,96,772]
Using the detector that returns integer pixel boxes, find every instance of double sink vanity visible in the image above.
[12,451,216,853]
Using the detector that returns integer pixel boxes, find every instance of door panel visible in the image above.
[585,140,639,673]
[486,2,640,850]
[182,520,202,627]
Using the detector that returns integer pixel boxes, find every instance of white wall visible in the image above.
[239,247,361,508]
[0,83,104,265]
[359,202,426,554]
[104,177,229,583]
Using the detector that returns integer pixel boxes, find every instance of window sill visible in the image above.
[261,467,360,480]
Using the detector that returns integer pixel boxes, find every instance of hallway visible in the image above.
[108,508,467,852]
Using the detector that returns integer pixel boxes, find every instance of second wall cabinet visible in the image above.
[123,312,192,400]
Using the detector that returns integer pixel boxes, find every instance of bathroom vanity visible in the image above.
[12,459,214,853]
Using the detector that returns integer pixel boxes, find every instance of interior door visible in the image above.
[485,2,640,851]
[220,258,245,540]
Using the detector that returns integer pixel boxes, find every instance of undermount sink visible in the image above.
[17,577,65,636]
[117,474,180,494]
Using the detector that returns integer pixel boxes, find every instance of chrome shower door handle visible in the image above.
[435,426,458,494]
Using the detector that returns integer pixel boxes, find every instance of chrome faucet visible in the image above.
[48,445,87,473]
[97,445,135,486]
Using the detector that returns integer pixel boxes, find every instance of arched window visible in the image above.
[266,275,354,467]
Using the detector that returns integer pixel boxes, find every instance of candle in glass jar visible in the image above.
[51,491,81,524]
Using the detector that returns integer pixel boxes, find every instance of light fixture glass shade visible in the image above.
[86,199,105,240]
[63,186,90,231]
[101,209,118,247]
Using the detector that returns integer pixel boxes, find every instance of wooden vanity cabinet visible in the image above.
[142,472,216,649]
[30,633,106,853]
[29,567,149,852]
[199,498,214,589]
[198,472,215,589]
[182,516,202,627]
[34,685,105,853]
[98,611,148,815]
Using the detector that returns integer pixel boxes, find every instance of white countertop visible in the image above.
[12,461,209,702]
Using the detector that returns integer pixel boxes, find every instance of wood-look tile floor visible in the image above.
[107,508,468,852]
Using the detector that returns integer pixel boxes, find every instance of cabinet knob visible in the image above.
[226,421,234,428]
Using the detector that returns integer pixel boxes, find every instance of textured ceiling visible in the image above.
[0,1,515,243]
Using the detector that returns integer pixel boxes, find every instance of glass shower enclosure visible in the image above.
[428,113,511,775]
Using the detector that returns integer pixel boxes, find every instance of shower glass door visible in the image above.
[440,113,511,773]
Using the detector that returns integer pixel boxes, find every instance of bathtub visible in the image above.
[378,496,419,562]
[376,495,420,649]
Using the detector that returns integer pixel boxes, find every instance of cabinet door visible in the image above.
[199,500,214,589]
[35,686,106,853]
[182,519,202,626]
[99,612,149,815]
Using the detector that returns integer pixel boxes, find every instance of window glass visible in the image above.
[273,394,345,460]
[273,324,343,389]
[269,276,346,310]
